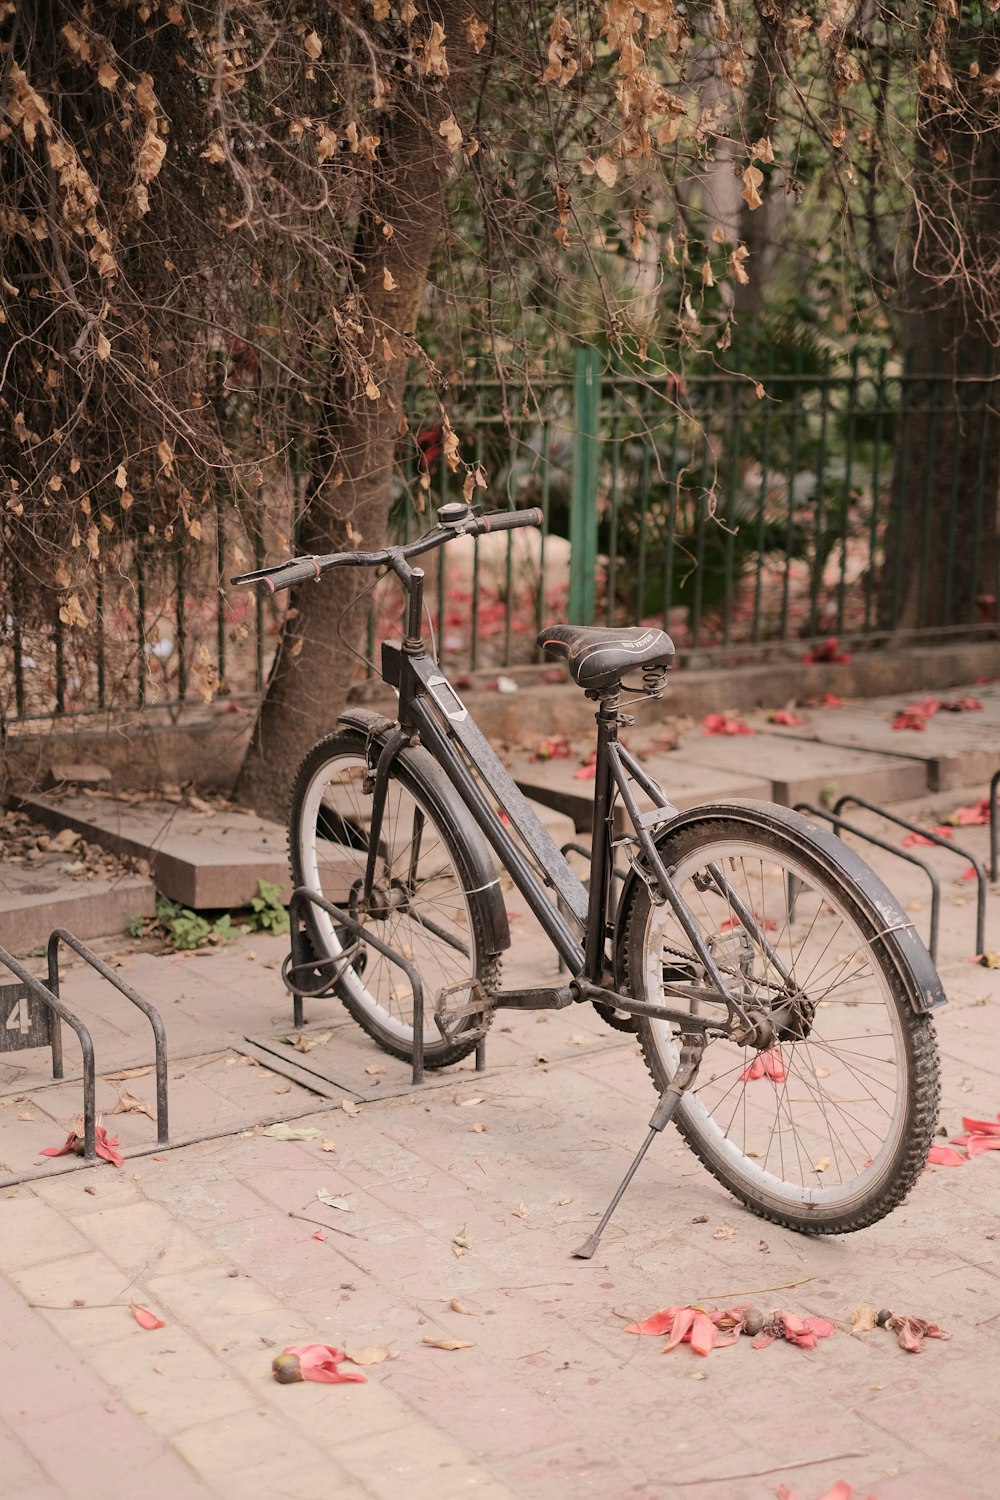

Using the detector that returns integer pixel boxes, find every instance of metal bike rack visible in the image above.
[832,794,987,960]
[793,803,943,962]
[284,885,488,1087]
[990,768,1000,884]
[0,929,169,1162]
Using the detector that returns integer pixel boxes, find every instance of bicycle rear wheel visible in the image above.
[289,729,501,1067]
[618,807,940,1233]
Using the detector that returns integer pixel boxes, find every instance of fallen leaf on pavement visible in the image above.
[341,1100,362,1116]
[110,1089,156,1121]
[849,1305,878,1335]
[104,1065,154,1081]
[471,1122,487,1133]
[316,1188,352,1211]
[343,1344,394,1365]
[262,1124,323,1141]
[129,1301,165,1330]
[511,1201,528,1219]
[452,1226,473,1250]
[320,1139,337,1152]
[364,1064,386,1076]
[449,1298,473,1315]
[455,1094,484,1106]
[283,1030,332,1053]
[272,1344,366,1384]
[422,1337,475,1351]
[712,1225,738,1240]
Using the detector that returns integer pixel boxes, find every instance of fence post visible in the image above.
[569,344,601,624]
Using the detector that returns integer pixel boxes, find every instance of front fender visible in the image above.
[337,706,511,958]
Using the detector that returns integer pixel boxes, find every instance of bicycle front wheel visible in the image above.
[618,808,940,1234]
[289,729,501,1068]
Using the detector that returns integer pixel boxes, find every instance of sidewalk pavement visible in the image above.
[3,725,1000,1497]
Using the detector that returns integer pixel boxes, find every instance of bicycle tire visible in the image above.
[618,806,940,1234]
[289,729,501,1068]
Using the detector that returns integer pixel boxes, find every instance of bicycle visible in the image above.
[235,504,944,1253]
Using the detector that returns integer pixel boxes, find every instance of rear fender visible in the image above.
[615,800,946,1016]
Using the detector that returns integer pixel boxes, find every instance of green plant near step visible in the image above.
[128,880,289,950]
[248,879,290,935]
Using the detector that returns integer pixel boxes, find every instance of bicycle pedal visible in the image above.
[434,978,492,1044]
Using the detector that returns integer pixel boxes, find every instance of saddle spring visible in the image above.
[642,663,668,698]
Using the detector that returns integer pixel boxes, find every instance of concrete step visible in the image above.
[0,872,155,957]
[13,793,292,910]
[762,681,1000,792]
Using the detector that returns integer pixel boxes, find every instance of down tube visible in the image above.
[411,702,587,974]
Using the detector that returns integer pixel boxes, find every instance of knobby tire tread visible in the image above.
[288,731,500,1069]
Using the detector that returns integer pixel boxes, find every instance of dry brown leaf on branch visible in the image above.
[466,15,488,52]
[741,164,764,211]
[439,115,463,152]
[422,1337,475,1351]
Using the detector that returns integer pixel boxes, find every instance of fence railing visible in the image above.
[2,347,998,726]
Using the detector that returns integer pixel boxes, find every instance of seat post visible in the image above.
[583,685,622,982]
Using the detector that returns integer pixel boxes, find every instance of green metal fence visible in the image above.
[4,347,998,724]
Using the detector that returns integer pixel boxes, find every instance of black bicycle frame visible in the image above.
[362,559,766,1037]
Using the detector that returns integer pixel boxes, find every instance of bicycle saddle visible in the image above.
[537,624,675,696]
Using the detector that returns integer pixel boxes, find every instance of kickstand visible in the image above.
[573,1033,706,1260]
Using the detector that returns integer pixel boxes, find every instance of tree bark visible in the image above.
[235,3,484,818]
[882,46,1000,632]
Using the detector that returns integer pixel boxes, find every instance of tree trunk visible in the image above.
[235,4,484,818]
[882,44,1000,632]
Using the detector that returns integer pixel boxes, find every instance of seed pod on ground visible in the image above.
[741,1307,765,1336]
[876,1308,893,1327]
[272,1352,304,1383]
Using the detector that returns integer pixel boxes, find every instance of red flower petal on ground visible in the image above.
[703,713,754,736]
[956,1135,1000,1158]
[626,1307,681,1337]
[40,1132,78,1159]
[802,638,851,665]
[687,1310,719,1357]
[926,1145,967,1166]
[960,866,978,881]
[902,826,954,846]
[892,710,926,731]
[942,696,983,712]
[815,1484,854,1500]
[279,1344,367,1384]
[740,1048,785,1082]
[961,1116,1000,1135]
[129,1302,165,1330]
[768,708,806,726]
[947,799,991,826]
[720,913,778,933]
[662,1306,697,1352]
[40,1124,123,1167]
[885,1313,950,1353]
[95,1126,124,1167]
[821,692,844,707]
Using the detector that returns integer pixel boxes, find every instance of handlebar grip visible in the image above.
[232,557,323,594]
[476,507,543,534]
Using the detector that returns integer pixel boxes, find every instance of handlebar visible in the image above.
[232,505,543,595]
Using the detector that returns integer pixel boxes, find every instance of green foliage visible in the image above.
[133,881,289,951]
[248,880,290,936]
